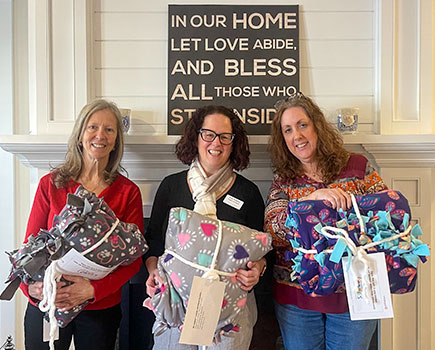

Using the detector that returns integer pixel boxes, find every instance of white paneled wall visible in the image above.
[26,0,431,136]
[0,0,16,344]
[379,168,433,350]
[27,0,89,134]
[51,0,75,121]
[92,0,378,134]
[379,0,433,134]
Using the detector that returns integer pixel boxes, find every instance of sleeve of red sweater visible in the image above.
[20,174,145,307]
[20,174,53,303]
[89,178,144,304]
[24,174,52,241]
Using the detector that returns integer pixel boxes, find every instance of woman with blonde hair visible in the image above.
[22,99,144,350]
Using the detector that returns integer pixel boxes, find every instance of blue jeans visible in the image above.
[274,302,377,350]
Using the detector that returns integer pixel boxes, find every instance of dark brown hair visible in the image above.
[175,105,250,171]
[269,93,350,183]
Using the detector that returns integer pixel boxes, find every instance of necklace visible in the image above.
[304,168,322,181]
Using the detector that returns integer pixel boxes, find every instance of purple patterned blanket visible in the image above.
[284,190,430,296]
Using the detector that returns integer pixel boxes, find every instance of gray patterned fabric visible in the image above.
[1,186,148,327]
[146,207,272,343]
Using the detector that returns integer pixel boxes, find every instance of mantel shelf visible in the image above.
[1,134,435,171]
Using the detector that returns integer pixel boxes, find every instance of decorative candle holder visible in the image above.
[119,108,131,133]
[337,108,359,134]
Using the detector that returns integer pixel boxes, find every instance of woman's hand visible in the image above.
[28,281,44,301]
[302,188,352,210]
[236,258,266,291]
[145,256,164,297]
[54,275,95,311]
[146,269,164,297]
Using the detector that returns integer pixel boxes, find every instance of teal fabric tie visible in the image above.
[329,239,347,264]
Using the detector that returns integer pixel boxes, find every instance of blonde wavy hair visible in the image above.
[269,93,350,183]
[52,99,125,188]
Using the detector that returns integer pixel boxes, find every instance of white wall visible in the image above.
[0,0,16,345]
[27,0,433,136]
[54,0,382,135]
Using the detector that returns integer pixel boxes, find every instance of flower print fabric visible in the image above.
[1,186,148,327]
[285,190,430,296]
[145,207,272,343]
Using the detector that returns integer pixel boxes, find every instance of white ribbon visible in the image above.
[38,218,120,350]
[164,218,235,350]
[293,194,412,304]
[165,219,237,279]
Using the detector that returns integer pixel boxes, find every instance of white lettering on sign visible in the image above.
[225,58,296,77]
[171,14,227,28]
[214,86,260,98]
[171,60,214,75]
[232,12,297,29]
[171,84,213,101]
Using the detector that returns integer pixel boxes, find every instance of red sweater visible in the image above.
[21,173,144,310]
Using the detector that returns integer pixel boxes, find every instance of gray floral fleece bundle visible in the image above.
[145,207,272,343]
[0,186,148,327]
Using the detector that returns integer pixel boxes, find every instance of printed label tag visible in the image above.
[223,194,244,210]
[179,276,226,346]
[343,252,394,320]
[43,318,59,342]
[56,248,117,280]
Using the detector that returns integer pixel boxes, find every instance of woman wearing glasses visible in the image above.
[265,93,387,349]
[145,105,266,349]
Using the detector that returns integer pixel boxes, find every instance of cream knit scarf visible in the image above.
[187,159,234,219]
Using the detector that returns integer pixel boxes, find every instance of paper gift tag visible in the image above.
[43,318,59,342]
[343,252,394,320]
[179,276,226,346]
[56,248,117,280]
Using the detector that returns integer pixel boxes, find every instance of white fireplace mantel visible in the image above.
[2,133,435,350]
[1,134,435,173]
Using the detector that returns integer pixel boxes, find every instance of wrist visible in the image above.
[145,256,158,273]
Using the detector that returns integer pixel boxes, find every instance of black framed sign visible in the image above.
[168,5,299,135]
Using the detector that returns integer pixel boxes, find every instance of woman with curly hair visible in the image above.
[265,93,387,349]
[145,105,266,349]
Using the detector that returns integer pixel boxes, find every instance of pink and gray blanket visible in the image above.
[145,207,272,343]
[0,186,148,327]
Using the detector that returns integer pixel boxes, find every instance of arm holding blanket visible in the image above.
[145,172,267,294]
[21,173,144,310]
[8,99,148,350]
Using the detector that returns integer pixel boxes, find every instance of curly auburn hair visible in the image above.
[269,93,350,183]
[175,105,250,171]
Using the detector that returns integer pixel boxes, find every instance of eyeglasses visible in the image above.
[198,128,235,145]
[273,91,306,110]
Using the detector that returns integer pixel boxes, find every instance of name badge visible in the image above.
[342,252,394,320]
[223,194,244,210]
[179,276,226,346]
